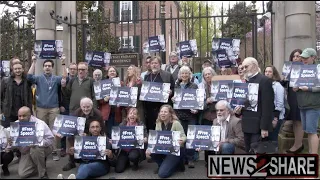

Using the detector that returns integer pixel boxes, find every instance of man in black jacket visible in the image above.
[234,57,274,153]
[144,56,175,131]
[0,62,33,128]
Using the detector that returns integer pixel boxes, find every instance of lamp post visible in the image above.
[160,1,166,64]
[251,1,258,59]
[82,7,89,61]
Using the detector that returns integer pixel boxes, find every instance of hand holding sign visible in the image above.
[299,86,309,91]
[32,55,37,63]
[61,54,66,64]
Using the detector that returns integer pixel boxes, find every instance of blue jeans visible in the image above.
[151,148,185,178]
[269,119,284,142]
[220,143,235,154]
[300,108,320,134]
[76,162,109,179]
[180,119,196,162]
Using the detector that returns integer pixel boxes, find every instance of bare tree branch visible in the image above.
[0,1,23,8]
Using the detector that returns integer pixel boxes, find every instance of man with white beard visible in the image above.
[203,100,245,165]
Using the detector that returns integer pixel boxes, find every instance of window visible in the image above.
[120,1,132,22]
[119,36,134,48]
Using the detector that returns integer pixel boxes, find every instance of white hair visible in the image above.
[243,57,259,68]
[178,66,193,80]
[201,67,217,86]
[93,69,102,75]
[215,100,232,112]
[80,97,93,106]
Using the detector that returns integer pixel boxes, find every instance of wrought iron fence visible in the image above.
[0,1,274,74]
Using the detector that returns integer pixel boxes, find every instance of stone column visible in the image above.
[272,1,285,72]
[284,1,316,62]
[55,1,77,74]
[35,1,56,75]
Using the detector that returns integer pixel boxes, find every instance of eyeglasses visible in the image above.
[78,68,87,71]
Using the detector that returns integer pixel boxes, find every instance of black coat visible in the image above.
[241,73,274,133]
[0,75,33,117]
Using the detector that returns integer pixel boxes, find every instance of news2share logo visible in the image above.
[208,154,319,178]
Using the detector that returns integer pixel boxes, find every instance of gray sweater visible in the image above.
[62,77,97,113]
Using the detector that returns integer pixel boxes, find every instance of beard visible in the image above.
[152,68,159,73]
[244,72,254,79]
[217,115,227,122]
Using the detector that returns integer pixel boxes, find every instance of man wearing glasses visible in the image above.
[234,57,274,153]
[61,62,97,115]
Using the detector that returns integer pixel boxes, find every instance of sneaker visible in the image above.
[68,174,76,179]
[52,151,60,161]
[62,162,76,171]
[57,174,64,179]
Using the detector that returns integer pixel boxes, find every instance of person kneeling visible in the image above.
[203,101,245,165]
[13,107,54,179]
[0,125,14,176]
[146,105,186,179]
[61,120,116,179]
[114,108,147,173]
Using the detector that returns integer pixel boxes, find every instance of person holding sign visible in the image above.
[283,49,305,154]
[12,107,54,179]
[144,56,175,131]
[115,108,148,172]
[198,67,218,126]
[171,66,198,168]
[0,125,14,176]
[202,100,245,165]
[101,66,124,138]
[234,57,274,153]
[293,48,320,154]
[58,120,116,179]
[124,65,144,124]
[62,97,103,172]
[146,105,186,178]
[28,54,67,161]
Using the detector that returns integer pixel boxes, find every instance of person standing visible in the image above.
[140,56,152,80]
[264,65,285,142]
[27,55,67,161]
[144,56,175,131]
[61,62,97,115]
[293,48,320,154]
[234,57,274,153]
[1,62,33,128]
[162,51,181,82]
[60,62,78,157]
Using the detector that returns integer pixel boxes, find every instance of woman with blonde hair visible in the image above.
[114,108,148,172]
[146,105,186,178]
[124,65,145,123]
